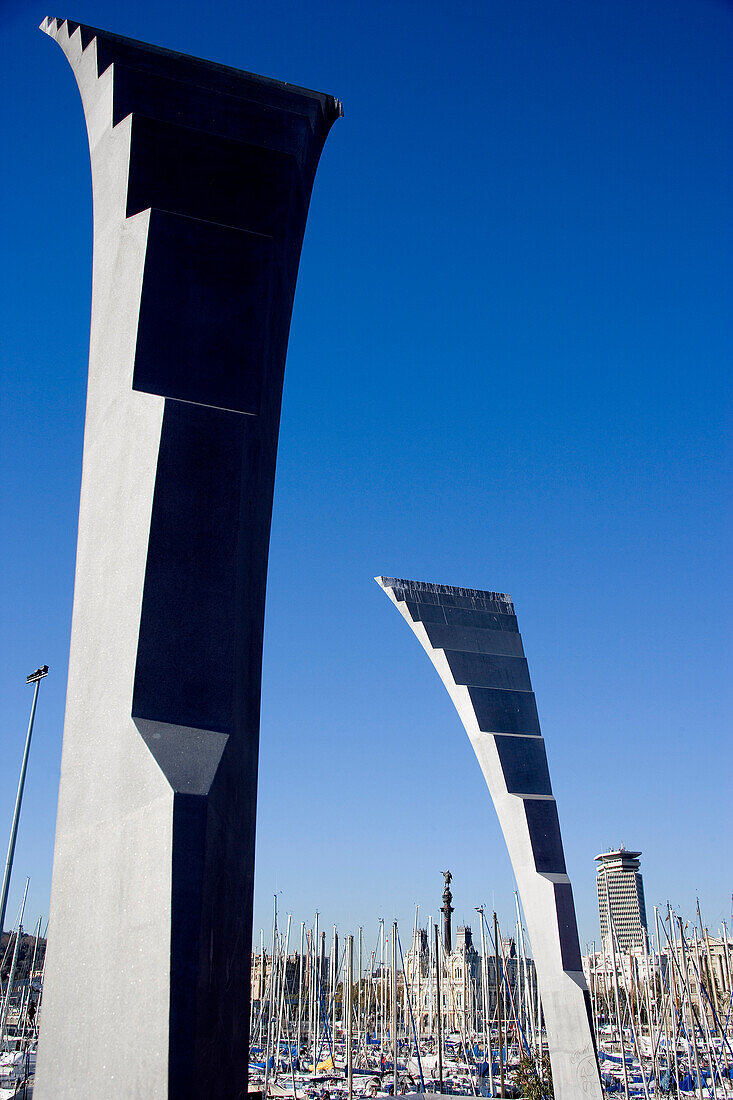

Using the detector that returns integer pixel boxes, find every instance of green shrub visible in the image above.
[511,1052,553,1100]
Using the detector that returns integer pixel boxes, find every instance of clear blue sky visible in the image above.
[1,0,730,954]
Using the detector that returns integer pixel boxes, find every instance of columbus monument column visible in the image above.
[376,577,602,1100]
[36,19,340,1099]
[441,869,454,952]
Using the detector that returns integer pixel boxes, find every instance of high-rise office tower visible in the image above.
[596,847,648,951]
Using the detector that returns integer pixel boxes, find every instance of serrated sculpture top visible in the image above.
[40,17,343,126]
[376,575,513,606]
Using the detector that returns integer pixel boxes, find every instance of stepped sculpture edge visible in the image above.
[376,576,603,1100]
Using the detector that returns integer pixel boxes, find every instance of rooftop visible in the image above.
[595,847,642,862]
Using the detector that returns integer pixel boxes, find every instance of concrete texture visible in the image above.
[36,19,340,1099]
[376,577,603,1100]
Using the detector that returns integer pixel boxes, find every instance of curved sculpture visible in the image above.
[37,18,340,1099]
[376,577,601,1099]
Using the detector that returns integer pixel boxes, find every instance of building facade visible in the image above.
[403,924,534,1038]
[596,847,648,952]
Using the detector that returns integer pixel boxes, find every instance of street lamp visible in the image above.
[0,666,49,936]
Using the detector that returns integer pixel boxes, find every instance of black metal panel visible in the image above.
[111,62,323,155]
[404,599,447,624]
[444,605,518,631]
[397,588,515,614]
[583,989,596,1045]
[524,799,567,874]
[133,402,245,734]
[423,621,525,657]
[85,24,338,125]
[494,735,552,795]
[127,115,300,239]
[404,600,518,632]
[554,883,583,972]
[467,687,541,735]
[134,212,275,415]
[444,650,532,691]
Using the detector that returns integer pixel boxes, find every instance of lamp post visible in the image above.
[0,666,48,935]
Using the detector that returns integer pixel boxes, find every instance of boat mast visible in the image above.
[259,929,266,1048]
[641,929,657,1085]
[297,922,305,1053]
[514,892,530,1051]
[313,911,320,1073]
[427,914,433,1041]
[331,925,338,1060]
[392,921,398,1099]
[414,905,420,1043]
[357,927,362,1058]
[263,895,278,1097]
[663,906,682,1090]
[0,877,29,1048]
[678,916,705,1100]
[494,911,506,1099]
[381,918,386,1053]
[20,914,42,1051]
[273,913,292,1081]
[476,907,494,1098]
[654,910,671,1083]
[604,876,630,1100]
[434,923,443,1095]
[347,934,354,1100]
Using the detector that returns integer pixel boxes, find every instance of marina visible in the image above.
[241,893,733,1099]
[2,864,731,1097]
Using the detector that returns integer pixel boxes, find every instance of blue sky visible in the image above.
[1,0,731,953]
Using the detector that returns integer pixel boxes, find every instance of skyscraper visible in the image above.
[596,847,648,951]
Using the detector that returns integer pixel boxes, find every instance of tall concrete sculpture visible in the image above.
[37,18,340,1099]
[376,577,602,1100]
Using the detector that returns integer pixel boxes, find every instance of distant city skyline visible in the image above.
[1,0,731,949]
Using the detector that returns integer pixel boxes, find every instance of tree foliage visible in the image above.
[512,1052,553,1100]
